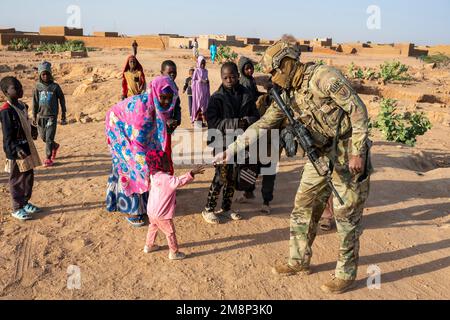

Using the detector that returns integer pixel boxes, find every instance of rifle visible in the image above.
[270,88,345,205]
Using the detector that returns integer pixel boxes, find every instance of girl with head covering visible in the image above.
[121,55,146,100]
[191,56,210,126]
[105,76,178,227]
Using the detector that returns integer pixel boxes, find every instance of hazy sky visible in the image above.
[1,0,449,45]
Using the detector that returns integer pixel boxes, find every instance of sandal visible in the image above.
[12,208,33,221]
[202,210,220,225]
[126,216,145,228]
[24,203,42,214]
[217,209,242,221]
[319,218,333,231]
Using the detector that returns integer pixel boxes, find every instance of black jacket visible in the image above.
[0,102,31,160]
[238,57,261,103]
[206,84,260,148]
[183,77,192,96]
[32,80,66,119]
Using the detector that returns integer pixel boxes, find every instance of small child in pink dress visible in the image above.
[144,151,206,260]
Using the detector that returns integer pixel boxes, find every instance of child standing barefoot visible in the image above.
[144,151,205,260]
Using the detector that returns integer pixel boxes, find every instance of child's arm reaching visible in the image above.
[167,165,206,190]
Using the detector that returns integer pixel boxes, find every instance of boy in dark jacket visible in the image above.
[1,76,41,220]
[202,62,260,224]
[238,56,261,103]
[32,61,66,167]
[237,57,278,214]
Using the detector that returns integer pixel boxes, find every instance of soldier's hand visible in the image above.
[213,150,233,166]
[349,155,364,175]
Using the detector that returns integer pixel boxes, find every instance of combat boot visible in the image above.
[320,278,356,294]
[272,263,311,276]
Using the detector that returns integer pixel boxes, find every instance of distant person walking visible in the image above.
[192,38,199,61]
[210,41,218,64]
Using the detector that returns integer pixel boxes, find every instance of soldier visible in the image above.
[214,38,373,294]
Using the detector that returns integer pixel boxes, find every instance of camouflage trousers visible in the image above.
[205,164,236,212]
[289,140,372,280]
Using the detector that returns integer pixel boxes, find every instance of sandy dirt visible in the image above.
[0,48,449,300]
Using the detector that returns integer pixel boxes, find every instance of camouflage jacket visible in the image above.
[229,63,369,157]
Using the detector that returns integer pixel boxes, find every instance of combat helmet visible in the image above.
[260,39,301,74]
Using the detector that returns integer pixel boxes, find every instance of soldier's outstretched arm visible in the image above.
[319,68,369,156]
[228,102,286,155]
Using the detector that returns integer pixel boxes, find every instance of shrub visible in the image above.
[373,98,432,146]
[420,53,450,68]
[378,61,411,83]
[348,62,377,80]
[8,38,32,51]
[216,45,238,64]
[254,63,263,73]
[36,40,87,53]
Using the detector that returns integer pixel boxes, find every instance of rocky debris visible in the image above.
[75,112,93,124]
[72,83,98,97]
[413,72,425,81]
[65,51,88,59]
[425,63,437,70]
[0,65,12,73]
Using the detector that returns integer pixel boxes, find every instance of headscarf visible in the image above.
[122,55,145,75]
[106,76,178,196]
[191,56,210,122]
[122,55,146,97]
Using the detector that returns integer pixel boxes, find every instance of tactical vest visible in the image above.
[287,64,352,148]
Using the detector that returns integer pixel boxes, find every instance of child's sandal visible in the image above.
[24,203,42,214]
[126,216,145,227]
[12,208,33,221]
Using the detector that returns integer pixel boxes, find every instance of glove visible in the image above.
[280,126,298,158]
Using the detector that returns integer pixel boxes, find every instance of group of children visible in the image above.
[113,52,281,260]
[1,61,66,221]
[1,53,289,261]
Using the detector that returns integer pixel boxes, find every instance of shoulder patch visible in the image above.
[329,78,344,94]
[1,102,10,111]
[328,78,351,100]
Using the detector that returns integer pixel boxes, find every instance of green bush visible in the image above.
[8,38,32,51]
[254,63,263,73]
[420,53,450,68]
[348,62,377,80]
[373,98,432,146]
[378,61,411,83]
[36,40,86,53]
[216,45,238,64]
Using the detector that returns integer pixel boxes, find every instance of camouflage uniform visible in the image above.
[228,42,373,281]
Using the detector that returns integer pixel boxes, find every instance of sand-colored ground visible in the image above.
[0,48,449,300]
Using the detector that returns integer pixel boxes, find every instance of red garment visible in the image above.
[122,55,146,98]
